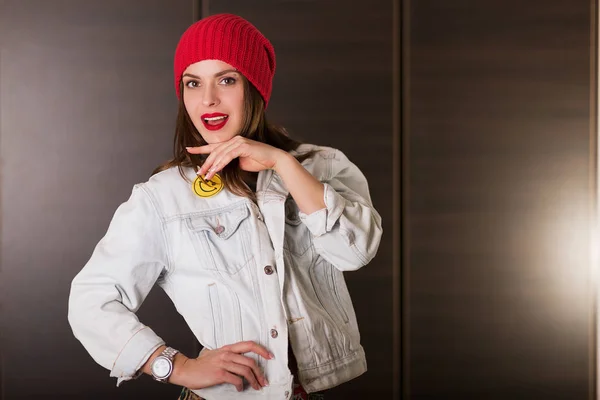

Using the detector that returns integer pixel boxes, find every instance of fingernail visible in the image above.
[186,147,192,150]
[268,352,275,359]
[264,379,269,386]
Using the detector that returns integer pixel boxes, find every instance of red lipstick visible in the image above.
[201,112,229,131]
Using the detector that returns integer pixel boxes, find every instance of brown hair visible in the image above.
[152,76,315,199]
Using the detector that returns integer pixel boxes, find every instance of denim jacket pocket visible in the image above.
[186,205,253,274]
[309,258,350,326]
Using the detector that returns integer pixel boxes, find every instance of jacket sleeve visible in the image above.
[68,184,168,385]
[298,149,383,271]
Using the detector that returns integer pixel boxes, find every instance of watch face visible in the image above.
[151,357,172,378]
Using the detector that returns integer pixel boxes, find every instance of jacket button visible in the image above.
[270,329,278,338]
[214,225,225,235]
[284,390,290,398]
[264,265,274,275]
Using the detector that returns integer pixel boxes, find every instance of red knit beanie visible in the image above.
[174,14,276,108]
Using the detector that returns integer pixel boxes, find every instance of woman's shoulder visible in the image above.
[133,166,196,207]
[291,143,358,167]
[291,143,339,159]
[293,143,370,186]
[290,143,358,181]
[142,166,194,190]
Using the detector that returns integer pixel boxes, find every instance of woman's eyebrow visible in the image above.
[214,69,239,77]
[182,69,239,80]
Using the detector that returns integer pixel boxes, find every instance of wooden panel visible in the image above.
[207,1,397,398]
[0,1,195,398]
[405,0,595,398]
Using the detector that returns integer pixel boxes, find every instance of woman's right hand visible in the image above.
[171,341,273,392]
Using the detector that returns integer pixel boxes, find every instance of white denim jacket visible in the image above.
[68,144,383,400]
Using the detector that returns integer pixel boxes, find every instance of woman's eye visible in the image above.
[185,80,199,88]
[220,77,236,85]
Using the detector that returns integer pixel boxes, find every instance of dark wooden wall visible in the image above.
[404,0,596,398]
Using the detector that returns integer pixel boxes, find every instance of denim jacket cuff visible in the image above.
[111,327,164,386]
[298,183,345,237]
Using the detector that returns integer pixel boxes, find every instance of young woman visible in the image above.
[68,13,383,400]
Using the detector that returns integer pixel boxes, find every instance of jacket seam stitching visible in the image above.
[137,184,173,273]
[327,150,336,180]
[162,200,250,222]
[297,349,363,372]
[338,226,368,265]
[111,326,148,372]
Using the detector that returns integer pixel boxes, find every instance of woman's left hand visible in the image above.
[187,136,288,181]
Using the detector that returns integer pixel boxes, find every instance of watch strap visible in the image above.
[161,346,179,361]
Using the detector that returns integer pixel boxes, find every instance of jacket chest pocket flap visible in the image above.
[186,205,253,274]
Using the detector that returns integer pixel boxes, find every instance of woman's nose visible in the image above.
[202,85,219,107]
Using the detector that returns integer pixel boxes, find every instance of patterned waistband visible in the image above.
[178,378,325,400]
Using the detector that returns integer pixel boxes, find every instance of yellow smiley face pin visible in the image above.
[193,174,224,198]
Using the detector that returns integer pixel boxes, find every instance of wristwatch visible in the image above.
[150,346,179,383]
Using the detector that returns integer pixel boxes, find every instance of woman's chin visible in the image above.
[201,132,239,145]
